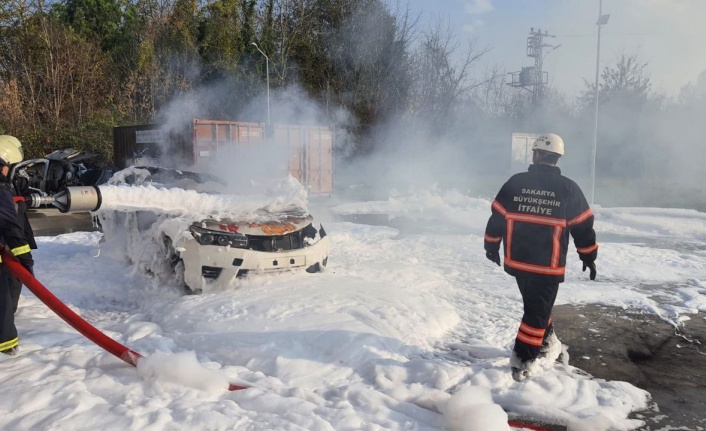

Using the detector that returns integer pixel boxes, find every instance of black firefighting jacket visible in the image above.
[0,182,34,268]
[484,164,597,283]
[11,177,37,250]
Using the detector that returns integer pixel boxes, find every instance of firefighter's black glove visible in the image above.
[582,261,596,280]
[486,251,501,267]
[14,176,30,196]
[16,255,34,276]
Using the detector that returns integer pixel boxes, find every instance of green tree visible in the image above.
[198,0,242,76]
[150,0,201,108]
[240,0,255,48]
[284,0,412,154]
[51,0,126,51]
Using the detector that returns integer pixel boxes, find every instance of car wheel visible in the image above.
[305,256,327,274]
[163,235,201,295]
[174,259,202,295]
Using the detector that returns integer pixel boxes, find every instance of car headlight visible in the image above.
[189,224,248,248]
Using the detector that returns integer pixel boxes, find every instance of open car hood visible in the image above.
[196,214,314,236]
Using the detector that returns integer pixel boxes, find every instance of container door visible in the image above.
[286,126,305,185]
[193,122,219,164]
[306,129,322,194]
[319,129,334,195]
[234,123,264,160]
[304,127,334,196]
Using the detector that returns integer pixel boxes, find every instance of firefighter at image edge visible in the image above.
[483,133,598,382]
[0,135,35,356]
[5,136,38,314]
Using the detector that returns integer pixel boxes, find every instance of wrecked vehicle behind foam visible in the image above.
[96,167,330,294]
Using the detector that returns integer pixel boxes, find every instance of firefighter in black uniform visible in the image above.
[0,135,34,355]
[2,135,38,313]
[484,133,597,381]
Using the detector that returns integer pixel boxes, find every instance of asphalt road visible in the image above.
[553,304,706,430]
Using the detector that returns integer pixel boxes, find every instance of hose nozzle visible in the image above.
[25,186,102,213]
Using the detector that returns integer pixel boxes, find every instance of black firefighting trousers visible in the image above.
[0,267,19,353]
[513,277,560,362]
[9,275,21,313]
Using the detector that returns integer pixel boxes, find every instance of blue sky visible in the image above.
[403,0,706,98]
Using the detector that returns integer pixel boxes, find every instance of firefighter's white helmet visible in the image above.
[0,135,24,166]
[532,133,564,156]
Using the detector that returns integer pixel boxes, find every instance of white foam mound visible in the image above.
[443,386,511,431]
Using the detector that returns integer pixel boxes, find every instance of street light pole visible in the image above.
[251,42,271,124]
[590,0,610,205]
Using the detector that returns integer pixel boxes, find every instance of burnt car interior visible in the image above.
[11,149,114,196]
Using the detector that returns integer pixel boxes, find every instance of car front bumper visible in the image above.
[179,235,331,291]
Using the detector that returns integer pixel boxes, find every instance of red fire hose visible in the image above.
[1,246,247,391]
[508,420,565,431]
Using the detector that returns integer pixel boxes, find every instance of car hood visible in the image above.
[196,214,314,236]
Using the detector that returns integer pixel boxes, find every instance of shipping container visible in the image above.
[113,119,334,195]
[276,124,333,196]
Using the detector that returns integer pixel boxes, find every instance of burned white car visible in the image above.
[96,167,330,294]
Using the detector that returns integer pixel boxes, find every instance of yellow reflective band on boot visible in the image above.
[0,337,19,352]
[11,244,30,256]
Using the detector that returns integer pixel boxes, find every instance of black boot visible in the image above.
[1,346,17,356]
[510,350,535,382]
